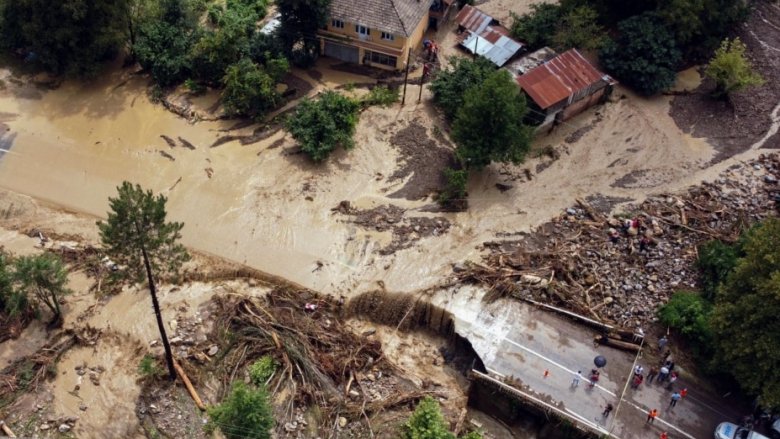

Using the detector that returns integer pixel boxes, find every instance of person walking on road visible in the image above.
[635,365,644,377]
[679,388,687,402]
[670,391,681,407]
[603,403,614,418]
[647,365,660,383]
[660,432,669,439]
[572,370,581,387]
[647,409,658,423]
[662,349,672,363]
[659,336,668,353]
[659,365,670,382]
[589,370,600,387]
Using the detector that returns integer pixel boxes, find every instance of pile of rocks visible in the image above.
[459,153,780,328]
[38,414,79,433]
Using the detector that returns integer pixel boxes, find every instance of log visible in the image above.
[453,407,468,435]
[1,421,17,437]
[603,337,642,353]
[173,361,206,411]
[576,198,604,222]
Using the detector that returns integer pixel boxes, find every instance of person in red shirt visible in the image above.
[660,432,668,439]
[680,388,687,401]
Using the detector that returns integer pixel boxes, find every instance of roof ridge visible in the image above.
[389,0,409,37]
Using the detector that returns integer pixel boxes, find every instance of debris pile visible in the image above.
[337,203,451,255]
[204,288,439,437]
[456,153,780,328]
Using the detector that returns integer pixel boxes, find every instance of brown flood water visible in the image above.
[0,58,770,298]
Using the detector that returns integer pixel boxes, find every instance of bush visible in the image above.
[437,168,468,211]
[138,354,164,380]
[657,291,713,362]
[362,85,399,107]
[429,56,496,120]
[206,382,274,439]
[221,57,288,116]
[705,37,764,99]
[401,396,455,439]
[249,356,278,386]
[599,12,681,95]
[286,91,361,162]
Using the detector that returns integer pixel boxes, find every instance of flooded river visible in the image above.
[0,59,768,297]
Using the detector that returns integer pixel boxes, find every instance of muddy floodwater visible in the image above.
[0,58,770,297]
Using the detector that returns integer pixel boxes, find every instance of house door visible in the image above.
[324,41,360,64]
[356,25,370,41]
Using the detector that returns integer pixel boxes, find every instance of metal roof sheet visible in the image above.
[515,49,611,109]
[456,5,523,67]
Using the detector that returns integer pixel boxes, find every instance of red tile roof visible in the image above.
[515,49,609,110]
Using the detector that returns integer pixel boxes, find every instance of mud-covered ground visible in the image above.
[670,0,780,162]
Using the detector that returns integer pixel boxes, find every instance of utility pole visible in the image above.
[402,47,412,105]
[607,338,644,437]
[418,64,428,103]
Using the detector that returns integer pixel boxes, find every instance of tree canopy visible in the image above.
[429,56,496,120]
[221,57,288,115]
[553,5,605,51]
[276,0,332,67]
[509,3,561,51]
[206,382,274,439]
[705,37,764,99]
[286,91,360,162]
[451,69,534,170]
[0,255,28,318]
[12,254,72,321]
[710,218,780,407]
[97,182,190,285]
[0,0,130,78]
[599,12,681,95]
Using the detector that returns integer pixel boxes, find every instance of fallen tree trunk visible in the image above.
[1,420,17,437]
[174,361,205,411]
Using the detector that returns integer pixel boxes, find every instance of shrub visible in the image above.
[221,57,288,116]
[249,356,278,386]
[138,354,164,380]
[286,91,361,162]
[705,37,764,99]
[657,291,713,360]
[509,3,562,50]
[437,168,468,211]
[401,396,455,439]
[362,85,399,107]
[206,382,273,439]
[695,239,741,302]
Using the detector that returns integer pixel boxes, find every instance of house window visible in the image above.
[381,32,395,42]
[364,51,398,67]
[356,25,370,36]
[331,19,344,29]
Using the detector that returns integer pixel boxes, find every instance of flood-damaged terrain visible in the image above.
[2,0,780,437]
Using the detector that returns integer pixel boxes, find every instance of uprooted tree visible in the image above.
[10,253,72,324]
[97,182,190,380]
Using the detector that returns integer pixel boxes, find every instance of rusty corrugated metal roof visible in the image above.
[515,49,611,109]
[455,5,523,67]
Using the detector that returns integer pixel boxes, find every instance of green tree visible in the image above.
[657,291,713,361]
[509,3,562,51]
[221,57,288,115]
[695,239,742,302]
[97,182,190,380]
[655,0,748,57]
[286,91,360,162]
[12,254,72,322]
[134,0,200,87]
[192,4,259,83]
[402,396,455,439]
[436,168,469,211]
[429,56,496,120]
[275,0,332,67]
[0,255,28,318]
[705,37,764,99]
[206,382,274,439]
[711,218,780,407]
[599,12,681,95]
[451,69,534,170]
[0,0,130,78]
[553,5,605,51]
